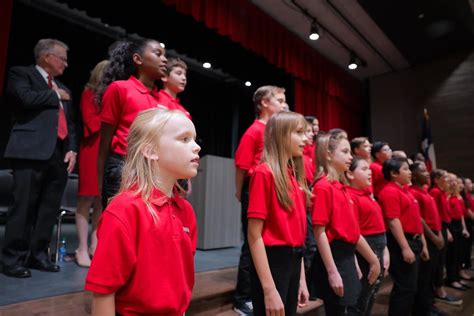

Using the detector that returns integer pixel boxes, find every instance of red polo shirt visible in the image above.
[157,89,192,120]
[235,120,266,175]
[370,161,387,198]
[429,186,451,224]
[465,194,474,217]
[409,185,442,232]
[379,182,423,234]
[346,186,385,236]
[448,196,464,221]
[312,176,360,244]
[303,152,315,184]
[85,188,197,316]
[247,163,306,247]
[101,76,162,156]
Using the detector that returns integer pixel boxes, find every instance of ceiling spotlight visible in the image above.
[309,20,320,41]
[203,62,211,69]
[348,52,359,70]
[245,81,252,87]
[160,42,165,48]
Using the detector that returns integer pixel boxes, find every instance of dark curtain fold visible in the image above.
[0,0,13,95]
[163,0,363,136]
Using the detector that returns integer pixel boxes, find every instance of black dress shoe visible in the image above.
[28,259,60,272]
[3,265,32,278]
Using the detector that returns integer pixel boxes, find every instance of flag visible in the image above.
[421,108,436,172]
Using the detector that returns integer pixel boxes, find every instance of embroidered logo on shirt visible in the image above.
[183,227,190,233]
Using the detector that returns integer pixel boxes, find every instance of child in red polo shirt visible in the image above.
[345,158,388,316]
[429,169,462,305]
[350,137,372,163]
[302,117,317,274]
[97,38,168,207]
[233,85,285,315]
[409,161,447,316]
[247,112,311,316]
[158,57,192,120]
[303,121,315,185]
[378,157,427,316]
[461,178,473,272]
[446,173,471,290]
[309,132,380,316]
[370,141,392,198]
[86,109,200,316]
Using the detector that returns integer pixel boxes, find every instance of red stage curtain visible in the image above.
[0,0,13,96]
[163,0,364,136]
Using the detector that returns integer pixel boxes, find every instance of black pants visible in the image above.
[234,180,251,306]
[304,207,317,274]
[387,233,422,316]
[2,141,68,267]
[250,246,303,316]
[434,222,449,287]
[446,220,462,283]
[413,235,440,316]
[102,153,124,208]
[462,218,473,269]
[310,240,361,310]
[347,233,386,316]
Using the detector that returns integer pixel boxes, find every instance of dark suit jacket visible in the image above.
[4,65,77,160]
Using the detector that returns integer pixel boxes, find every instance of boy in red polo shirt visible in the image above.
[409,161,448,316]
[233,85,286,315]
[378,157,427,316]
[86,109,200,316]
[370,141,392,198]
[350,137,372,163]
[158,57,192,120]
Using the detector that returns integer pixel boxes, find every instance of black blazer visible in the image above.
[4,65,77,160]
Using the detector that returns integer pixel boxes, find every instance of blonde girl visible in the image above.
[85,109,200,315]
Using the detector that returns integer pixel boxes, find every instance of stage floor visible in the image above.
[0,223,241,306]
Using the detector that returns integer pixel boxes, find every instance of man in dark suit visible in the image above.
[2,38,77,278]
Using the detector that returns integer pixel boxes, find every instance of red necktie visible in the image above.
[48,75,68,139]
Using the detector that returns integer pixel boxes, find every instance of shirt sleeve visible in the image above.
[85,211,136,294]
[379,189,401,219]
[100,82,123,127]
[311,185,333,226]
[247,168,271,220]
[235,132,256,171]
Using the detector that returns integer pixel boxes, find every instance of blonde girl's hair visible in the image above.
[120,108,188,221]
[315,130,348,182]
[261,111,312,209]
[85,60,109,92]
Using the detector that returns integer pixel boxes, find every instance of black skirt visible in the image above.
[309,240,361,306]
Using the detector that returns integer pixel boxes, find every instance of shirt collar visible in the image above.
[149,186,184,208]
[129,75,160,97]
[346,186,371,196]
[35,65,50,83]
[159,89,180,103]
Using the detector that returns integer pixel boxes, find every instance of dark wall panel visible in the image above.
[370,50,474,179]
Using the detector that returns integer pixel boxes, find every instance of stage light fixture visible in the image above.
[348,52,358,70]
[245,81,252,87]
[309,20,320,41]
[203,62,211,69]
[160,42,165,48]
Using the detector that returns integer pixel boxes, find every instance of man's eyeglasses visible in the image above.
[49,53,68,63]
